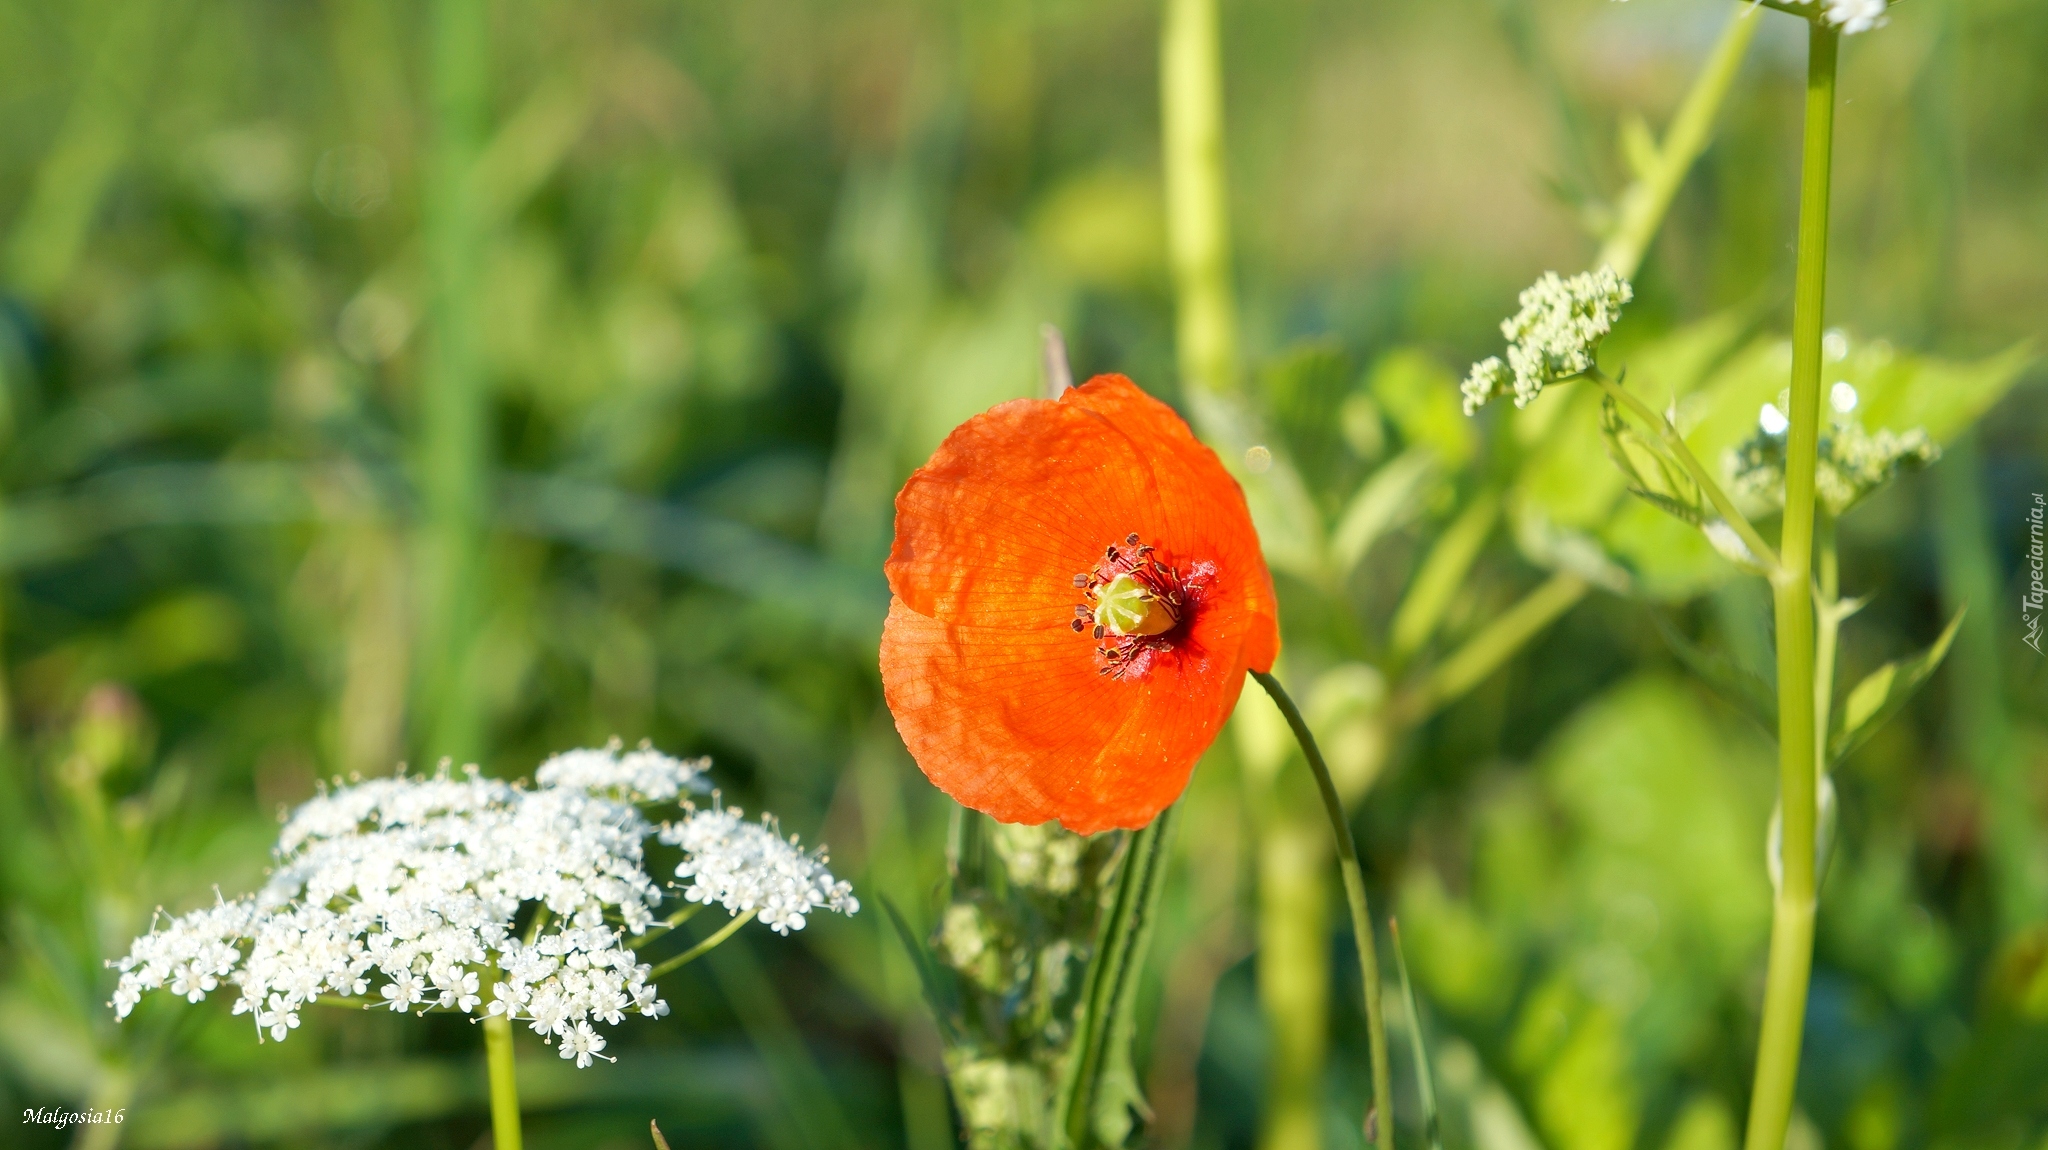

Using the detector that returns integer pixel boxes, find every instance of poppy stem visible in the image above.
[1250,669,1392,1150]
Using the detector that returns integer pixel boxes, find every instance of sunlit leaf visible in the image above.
[1829,608,1965,763]
[1369,349,1475,469]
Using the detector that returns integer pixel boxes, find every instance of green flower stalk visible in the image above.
[1461,9,1882,1146]
[1743,20,1839,1149]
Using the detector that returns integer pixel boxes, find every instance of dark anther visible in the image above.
[1125,532,1140,546]
[1071,618,1086,632]
[1104,544,1119,561]
[1072,573,1089,588]
[1092,624,1106,639]
[1074,604,1091,617]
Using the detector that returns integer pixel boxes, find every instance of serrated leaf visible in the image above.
[1626,487,1706,527]
[1829,608,1965,762]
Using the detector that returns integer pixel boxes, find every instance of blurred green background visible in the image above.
[1,0,2043,1147]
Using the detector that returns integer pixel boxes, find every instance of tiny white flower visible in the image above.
[1823,0,1886,34]
[382,969,423,1012]
[561,1021,611,1068]
[257,994,301,1041]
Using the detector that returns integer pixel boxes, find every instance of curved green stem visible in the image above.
[1252,670,1392,1150]
[1743,20,1837,1150]
[626,902,704,949]
[1598,5,1763,279]
[646,909,756,981]
[483,1010,522,1150]
[1587,368,1781,574]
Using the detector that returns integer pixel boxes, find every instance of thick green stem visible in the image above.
[1161,0,1238,398]
[483,1011,523,1150]
[1743,20,1836,1150]
[1254,803,1331,1150]
[416,0,491,762]
[1253,670,1392,1150]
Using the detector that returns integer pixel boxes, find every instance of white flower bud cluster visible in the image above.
[1610,0,1885,35]
[1725,386,1938,516]
[108,744,851,1066]
[660,806,859,934]
[1790,0,1888,35]
[1463,267,1633,414]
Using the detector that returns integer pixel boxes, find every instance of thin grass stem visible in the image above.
[1252,670,1392,1150]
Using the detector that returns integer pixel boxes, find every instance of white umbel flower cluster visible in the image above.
[662,806,859,934]
[1725,386,1938,516]
[1463,266,1633,414]
[108,743,853,1065]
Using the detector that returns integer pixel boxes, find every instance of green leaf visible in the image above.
[1852,340,2035,445]
[1648,612,1775,733]
[1390,491,1500,662]
[1599,500,1734,602]
[1331,448,1437,580]
[880,898,962,1047]
[1389,919,1444,1150]
[1829,608,1965,763]
[1369,349,1474,468]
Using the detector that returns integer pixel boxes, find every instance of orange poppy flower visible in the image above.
[880,374,1280,834]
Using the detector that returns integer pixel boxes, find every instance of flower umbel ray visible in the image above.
[880,374,1279,834]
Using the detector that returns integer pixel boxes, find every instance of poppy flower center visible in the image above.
[1067,532,1201,680]
[1093,572,1178,637]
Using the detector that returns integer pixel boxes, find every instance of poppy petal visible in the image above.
[1062,377,1279,672]
[887,394,1168,632]
[880,597,1250,833]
